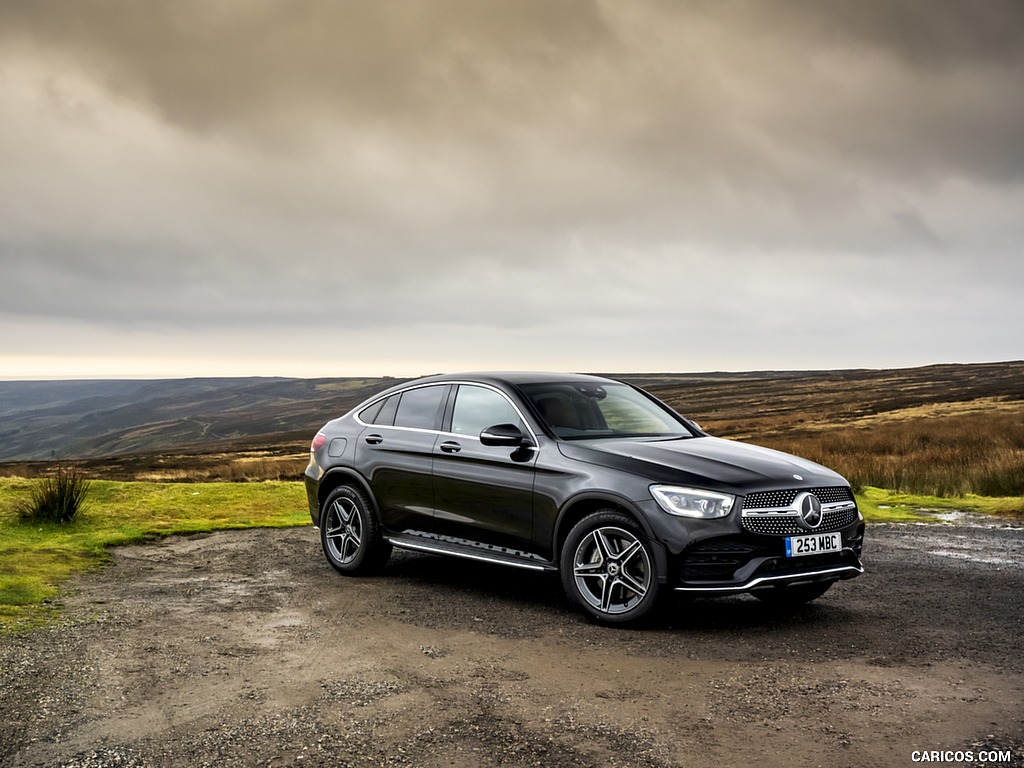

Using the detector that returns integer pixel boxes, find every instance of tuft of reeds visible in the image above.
[16,465,92,524]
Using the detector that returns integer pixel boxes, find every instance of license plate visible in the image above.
[785,532,842,558]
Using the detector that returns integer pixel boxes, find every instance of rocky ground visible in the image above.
[2,521,1022,767]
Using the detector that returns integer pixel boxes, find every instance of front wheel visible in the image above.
[560,511,660,625]
[319,486,391,575]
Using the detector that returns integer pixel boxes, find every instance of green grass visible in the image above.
[0,478,308,631]
[857,486,1024,523]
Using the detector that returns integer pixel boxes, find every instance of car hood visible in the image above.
[558,435,846,493]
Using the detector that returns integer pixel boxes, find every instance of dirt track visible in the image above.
[2,522,1022,768]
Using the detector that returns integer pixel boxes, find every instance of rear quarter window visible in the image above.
[393,386,446,430]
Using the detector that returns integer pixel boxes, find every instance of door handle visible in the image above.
[365,434,383,445]
[439,441,462,454]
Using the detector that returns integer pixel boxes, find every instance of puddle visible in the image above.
[925,549,1020,567]
[904,509,1024,531]
[876,517,1024,570]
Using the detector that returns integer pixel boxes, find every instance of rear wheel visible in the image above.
[752,580,832,606]
[319,486,391,575]
[560,511,660,625]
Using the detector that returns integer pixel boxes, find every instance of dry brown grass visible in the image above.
[747,406,1024,497]
[0,446,309,484]
[133,455,308,483]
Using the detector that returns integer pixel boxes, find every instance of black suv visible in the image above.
[304,373,864,624]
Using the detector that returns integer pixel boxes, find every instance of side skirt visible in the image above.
[385,531,558,573]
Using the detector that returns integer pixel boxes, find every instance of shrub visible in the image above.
[17,466,92,524]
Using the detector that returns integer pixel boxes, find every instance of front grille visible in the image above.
[743,486,853,509]
[741,506,859,535]
[740,486,858,536]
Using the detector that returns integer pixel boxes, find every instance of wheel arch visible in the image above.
[315,468,378,527]
[553,493,669,582]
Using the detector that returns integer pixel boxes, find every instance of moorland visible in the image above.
[2,361,1022,500]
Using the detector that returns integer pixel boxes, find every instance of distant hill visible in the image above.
[1,362,1022,464]
[625,361,1024,441]
[0,377,407,462]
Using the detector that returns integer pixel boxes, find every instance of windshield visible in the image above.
[519,381,696,440]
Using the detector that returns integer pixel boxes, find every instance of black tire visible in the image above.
[319,486,391,575]
[560,510,661,625]
[752,580,833,606]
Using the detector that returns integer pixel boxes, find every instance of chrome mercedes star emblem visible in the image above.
[794,491,823,529]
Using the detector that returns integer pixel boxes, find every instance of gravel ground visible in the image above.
[2,520,1022,768]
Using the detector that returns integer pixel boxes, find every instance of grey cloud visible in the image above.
[1,0,1022,376]
[891,210,946,251]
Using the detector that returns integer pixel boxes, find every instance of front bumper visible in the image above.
[672,521,866,595]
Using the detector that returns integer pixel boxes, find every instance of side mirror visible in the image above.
[480,423,529,447]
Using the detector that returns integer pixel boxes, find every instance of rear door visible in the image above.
[355,384,448,534]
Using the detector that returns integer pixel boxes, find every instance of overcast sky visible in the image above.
[1,0,1022,379]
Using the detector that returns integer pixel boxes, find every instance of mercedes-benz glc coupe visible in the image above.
[304,373,864,625]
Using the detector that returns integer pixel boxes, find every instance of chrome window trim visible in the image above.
[354,381,447,431]
[354,380,540,445]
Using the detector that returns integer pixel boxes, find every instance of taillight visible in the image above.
[310,433,327,452]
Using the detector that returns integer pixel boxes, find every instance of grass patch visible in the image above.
[0,478,308,632]
[856,486,1024,523]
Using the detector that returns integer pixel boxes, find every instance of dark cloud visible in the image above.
[0,0,612,135]
[772,0,1024,69]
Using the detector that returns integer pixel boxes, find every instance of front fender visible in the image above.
[552,491,670,583]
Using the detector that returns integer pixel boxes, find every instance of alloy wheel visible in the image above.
[571,525,652,615]
[324,496,363,565]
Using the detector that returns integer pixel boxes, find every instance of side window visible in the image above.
[358,398,385,424]
[361,394,399,425]
[451,385,524,437]
[393,386,445,430]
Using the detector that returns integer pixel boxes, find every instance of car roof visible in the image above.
[402,371,621,387]
[353,372,626,413]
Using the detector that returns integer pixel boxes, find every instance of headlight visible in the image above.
[651,485,735,519]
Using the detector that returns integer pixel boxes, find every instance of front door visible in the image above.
[431,384,538,552]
